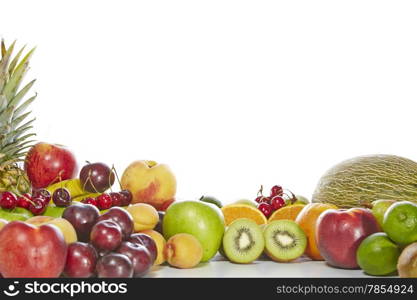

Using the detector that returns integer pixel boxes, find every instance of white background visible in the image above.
[2,0,417,205]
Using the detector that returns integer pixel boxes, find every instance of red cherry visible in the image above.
[255,196,270,204]
[29,198,47,215]
[270,196,285,211]
[0,192,17,210]
[17,193,32,209]
[32,189,52,205]
[258,202,273,218]
[270,185,283,197]
[82,197,98,206]
[109,192,123,207]
[97,194,112,210]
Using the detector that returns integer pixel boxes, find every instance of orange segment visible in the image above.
[268,204,305,223]
[221,204,267,226]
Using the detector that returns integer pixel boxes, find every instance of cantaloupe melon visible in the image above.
[312,155,417,208]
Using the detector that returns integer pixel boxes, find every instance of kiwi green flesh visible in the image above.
[264,220,307,262]
[223,219,265,264]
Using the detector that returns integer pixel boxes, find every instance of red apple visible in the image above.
[316,208,380,269]
[25,142,77,189]
[0,221,68,277]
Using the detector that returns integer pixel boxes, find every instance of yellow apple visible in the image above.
[26,216,77,244]
[121,160,176,210]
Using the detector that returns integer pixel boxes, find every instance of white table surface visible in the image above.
[146,255,384,278]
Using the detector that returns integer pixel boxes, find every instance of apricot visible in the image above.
[164,233,203,269]
[126,203,159,232]
[295,203,337,260]
[140,229,166,265]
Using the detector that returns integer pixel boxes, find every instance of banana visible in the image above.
[46,179,85,198]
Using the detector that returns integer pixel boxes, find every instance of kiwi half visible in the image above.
[223,218,265,264]
[264,220,307,262]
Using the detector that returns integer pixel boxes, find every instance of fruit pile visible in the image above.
[2,40,417,279]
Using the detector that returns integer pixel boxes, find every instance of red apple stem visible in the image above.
[46,170,64,188]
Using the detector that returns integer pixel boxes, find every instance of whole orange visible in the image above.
[295,203,337,260]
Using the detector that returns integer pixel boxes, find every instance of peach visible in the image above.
[121,160,176,210]
[164,233,203,269]
[126,203,159,232]
[26,216,77,244]
[0,221,67,277]
[140,229,166,265]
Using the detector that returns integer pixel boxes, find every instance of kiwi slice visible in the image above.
[223,218,265,264]
[264,220,307,262]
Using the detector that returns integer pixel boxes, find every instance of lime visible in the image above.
[383,201,417,245]
[371,199,396,228]
[356,232,400,276]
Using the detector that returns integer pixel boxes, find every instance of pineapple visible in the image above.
[0,40,36,194]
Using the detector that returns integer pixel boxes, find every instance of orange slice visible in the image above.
[268,204,305,223]
[221,204,267,226]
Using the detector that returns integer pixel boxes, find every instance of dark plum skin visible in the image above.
[96,253,133,278]
[79,162,115,193]
[129,233,157,263]
[90,220,123,251]
[154,211,165,234]
[117,241,152,277]
[98,207,134,240]
[62,203,100,242]
[64,242,98,278]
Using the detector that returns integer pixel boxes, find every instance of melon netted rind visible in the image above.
[312,154,417,208]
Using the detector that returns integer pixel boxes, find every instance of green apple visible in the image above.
[163,200,225,262]
[294,195,310,205]
[199,195,222,208]
[372,199,396,227]
[233,199,257,207]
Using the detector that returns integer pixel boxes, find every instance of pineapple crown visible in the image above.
[0,40,36,167]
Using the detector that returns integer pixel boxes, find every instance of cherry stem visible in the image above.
[257,185,264,197]
[112,165,122,190]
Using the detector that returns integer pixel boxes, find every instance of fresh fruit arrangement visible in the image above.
[2,39,417,279]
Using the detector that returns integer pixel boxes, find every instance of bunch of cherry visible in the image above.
[81,190,132,210]
[62,204,155,278]
[0,188,71,215]
[255,185,296,217]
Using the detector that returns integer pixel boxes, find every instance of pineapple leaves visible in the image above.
[8,45,26,76]
[0,105,14,127]
[8,80,36,113]
[10,111,31,130]
[0,40,16,93]
[0,40,36,166]
[13,93,36,118]
[0,95,7,112]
